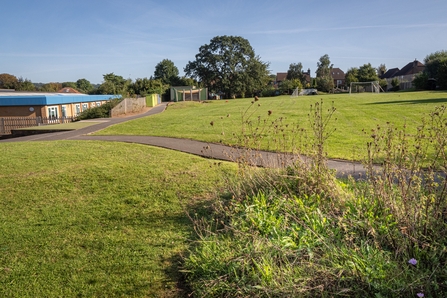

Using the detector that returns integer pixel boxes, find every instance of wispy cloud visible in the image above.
[251,23,447,35]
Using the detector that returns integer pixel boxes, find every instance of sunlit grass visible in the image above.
[0,141,236,297]
[96,91,447,161]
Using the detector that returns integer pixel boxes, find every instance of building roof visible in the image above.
[0,92,119,106]
[393,60,425,77]
[276,72,287,82]
[380,68,400,79]
[331,68,345,80]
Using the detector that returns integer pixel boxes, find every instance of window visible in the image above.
[61,105,67,118]
[82,103,88,111]
[47,106,59,123]
[75,104,81,116]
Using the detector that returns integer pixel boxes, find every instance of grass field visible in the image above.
[0,141,236,297]
[96,91,447,161]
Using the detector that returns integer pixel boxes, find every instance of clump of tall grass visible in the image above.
[183,98,447,297]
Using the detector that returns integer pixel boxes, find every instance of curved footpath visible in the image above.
[0,102,369,179]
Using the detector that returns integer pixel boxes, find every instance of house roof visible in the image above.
[276,72,287,82]
[0,92,119,106]
[393,60,425,77]
[380,68,400,79]
[331,68,345,80]
[58,87,82,94]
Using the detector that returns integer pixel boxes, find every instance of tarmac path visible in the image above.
[0,102,369,179]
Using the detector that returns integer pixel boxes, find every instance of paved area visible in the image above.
[0,102,370,179]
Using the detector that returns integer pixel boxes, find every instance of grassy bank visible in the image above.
[182,102,447,297]
[95,91,447,161]
[0,141,235,297]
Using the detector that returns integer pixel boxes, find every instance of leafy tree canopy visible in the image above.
[16,77,35,91]
[130,78,168,97]
[424,50,447,89]
[315,54,334,92]
[76,78,93,94]
[185,35,270,98]
[345,67,359,86]
[286,63,306,86]
[40,83,62,92]
[316,54,333,78]
[98,73,129,95]
[154,59,179,86]
[358,63,379,82]
[0,73,18,89]
[62,82,77,89]
[377,64,387,77]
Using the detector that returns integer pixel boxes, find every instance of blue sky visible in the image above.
[1,0,447,84]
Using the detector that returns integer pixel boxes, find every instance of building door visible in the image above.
[47,106,59,123]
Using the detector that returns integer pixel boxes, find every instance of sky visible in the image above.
[1,0,447,84]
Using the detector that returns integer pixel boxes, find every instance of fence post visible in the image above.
[0,118,4,135]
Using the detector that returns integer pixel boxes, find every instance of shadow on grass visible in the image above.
[364,97,447,105]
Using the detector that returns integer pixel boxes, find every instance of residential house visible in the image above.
[380,68,400,80]
[382,60,425,90]
[331,68,345,88]
[276,69,312,87]
[275,72,287,86]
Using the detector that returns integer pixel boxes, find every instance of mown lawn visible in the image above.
[96,91,447,161]
[0,141,236,297]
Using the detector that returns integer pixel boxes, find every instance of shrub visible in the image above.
[391,78,400,91]
[77,98,122,120]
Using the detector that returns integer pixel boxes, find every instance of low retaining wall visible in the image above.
[110,97,146,117]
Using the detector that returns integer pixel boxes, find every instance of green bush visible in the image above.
[391,78,400,91]
[77,98,122,120]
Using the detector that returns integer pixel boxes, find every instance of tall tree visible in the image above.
[286,63,306,86]
[130,77,168,96]
[154,59,179,86]
[185,35,269,98]
[76,78,93,94]
[424,50,447,89]
[98,73,129,95]
[62,82,77,89]
[315,54,334,92]
[16,77,35,91]
[377,64,387,77]
[0,73,18,89]
[345,67,359,87]
[358,63,379,82]
[40,82,62,92]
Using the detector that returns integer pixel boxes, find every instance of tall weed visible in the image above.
[184,98,447,297]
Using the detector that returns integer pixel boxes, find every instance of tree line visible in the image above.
[1,36,446,98]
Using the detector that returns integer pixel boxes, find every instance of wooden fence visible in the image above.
[0,116,75,135]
